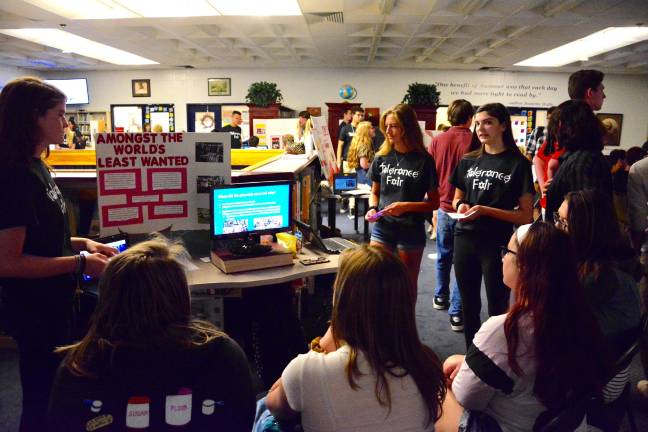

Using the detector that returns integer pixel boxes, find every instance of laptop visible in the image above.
[294,220,356,254]
[333,173,358,193]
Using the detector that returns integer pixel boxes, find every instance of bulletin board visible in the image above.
[252,118,299,149]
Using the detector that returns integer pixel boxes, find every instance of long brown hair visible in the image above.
[0,77,66,167]
[377,104,427,156]
[564,189,621,280]
[330,245,445,426]
[58,235,224,377]
[347,121,374,169]
[504,222,610,410]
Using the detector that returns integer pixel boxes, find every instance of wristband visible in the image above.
[455,200,469,211]
[74,253,87,276]
[73,255,81,275]
[368,205,379,212]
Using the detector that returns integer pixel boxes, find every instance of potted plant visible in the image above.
[245,81,283,107]
[402,82,440,107]
[402,82,440,129]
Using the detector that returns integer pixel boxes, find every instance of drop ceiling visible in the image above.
[1,0,647,74]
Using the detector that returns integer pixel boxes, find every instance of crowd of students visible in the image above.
[0,72,647,431]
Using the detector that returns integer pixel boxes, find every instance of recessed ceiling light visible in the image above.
[23,0,301,18]
[515,27,648,67]
[0,29,158,65]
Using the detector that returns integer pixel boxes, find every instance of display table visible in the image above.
[188,245,338,291]
[327,190,372,241]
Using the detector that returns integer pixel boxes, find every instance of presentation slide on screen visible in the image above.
[212,184,290,236]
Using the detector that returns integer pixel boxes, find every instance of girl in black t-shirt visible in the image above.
[365,104,440,299]
[450,103,534,348]
[0,77,117,431]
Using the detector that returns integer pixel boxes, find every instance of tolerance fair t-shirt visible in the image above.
[450,149,534,240]
[368,150,438,225]
[214,124,242,149]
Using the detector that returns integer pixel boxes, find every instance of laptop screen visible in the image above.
[334,174,357,192]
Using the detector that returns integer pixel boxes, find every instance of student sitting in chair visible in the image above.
[48,236,256,431]
[443,222,612,431]
[264,245,447,431]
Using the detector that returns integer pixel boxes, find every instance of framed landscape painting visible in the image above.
[208,78,231,96]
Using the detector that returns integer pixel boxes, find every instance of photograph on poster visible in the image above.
[597,113,623,147]
[197,207,211,224]
[196,142,224,163]
[132,79,151,97]
[208,78,231,96]
[197,175,226,193]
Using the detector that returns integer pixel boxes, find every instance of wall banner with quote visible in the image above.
[96,132,231,235]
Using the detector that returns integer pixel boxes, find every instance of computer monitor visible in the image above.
[210,181,293,241]
[334,173,357,192]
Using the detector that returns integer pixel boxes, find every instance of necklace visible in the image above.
[394,150,406,166]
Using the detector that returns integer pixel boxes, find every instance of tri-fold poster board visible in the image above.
[95,132,231,236]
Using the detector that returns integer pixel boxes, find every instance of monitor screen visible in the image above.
[334,174,357,192]
[210,181,293,240]
[44,78,89,105]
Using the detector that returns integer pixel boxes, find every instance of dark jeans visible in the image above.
[454,232,511,348]
[8,313,72,432]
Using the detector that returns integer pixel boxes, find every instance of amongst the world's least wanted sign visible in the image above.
[95,132,231,235]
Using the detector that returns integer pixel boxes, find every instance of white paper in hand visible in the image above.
[448,211,476,220]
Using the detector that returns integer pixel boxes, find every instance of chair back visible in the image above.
[533,396,587,432]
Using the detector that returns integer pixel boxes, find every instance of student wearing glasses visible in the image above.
[450,103,534,347]
[443,222,611,431]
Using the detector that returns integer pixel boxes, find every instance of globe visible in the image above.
[339,84,357,100]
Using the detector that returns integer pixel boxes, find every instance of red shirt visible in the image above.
[428,126,473,212]
[536,140,564,208]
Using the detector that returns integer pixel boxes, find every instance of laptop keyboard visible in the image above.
[323,237,355,251]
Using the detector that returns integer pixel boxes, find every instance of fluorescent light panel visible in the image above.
[207,0,301,16]
[515,27,648,67]
[0,29,158,65]
[23,0,301,18]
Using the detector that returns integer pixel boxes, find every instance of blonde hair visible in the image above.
[57,234,224,377]
[377,104,426,156]
[347,121,374,169]
[281,134,295,148]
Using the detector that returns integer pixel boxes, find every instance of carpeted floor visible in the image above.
[0,208,646,431]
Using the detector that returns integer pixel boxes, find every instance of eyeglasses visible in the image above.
[499,246,517,258]
[553,211,568,230]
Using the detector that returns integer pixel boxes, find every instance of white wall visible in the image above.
[0,65,34,87]
[30,67,648,148]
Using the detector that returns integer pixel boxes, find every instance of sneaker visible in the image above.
[347,208,356,219]
[450,314,464,332]
[433,295,449,310]
[638,380,648,399]
[340,207,347,214]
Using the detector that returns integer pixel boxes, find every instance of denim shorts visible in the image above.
[370,219,426,250]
